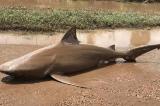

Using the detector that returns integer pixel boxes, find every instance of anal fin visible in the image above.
[50,73,88,89]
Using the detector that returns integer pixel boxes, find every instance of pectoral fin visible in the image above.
[50,73,88,88]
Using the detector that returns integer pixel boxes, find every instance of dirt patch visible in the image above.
[1,44,160,106]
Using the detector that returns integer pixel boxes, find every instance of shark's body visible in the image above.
[0,27,160,87]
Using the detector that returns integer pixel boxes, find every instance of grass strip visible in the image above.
[0,8,160,32]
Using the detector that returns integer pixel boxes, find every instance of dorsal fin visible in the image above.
[61,27,80,45]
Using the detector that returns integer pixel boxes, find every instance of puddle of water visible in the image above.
[114,29,160,50]
[0,0,160,13]
[0,29,160,50]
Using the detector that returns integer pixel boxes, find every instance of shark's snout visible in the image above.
[0,69,14,75]
[0,65,14,75]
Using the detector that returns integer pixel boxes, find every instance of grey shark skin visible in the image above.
[0,27,160,87]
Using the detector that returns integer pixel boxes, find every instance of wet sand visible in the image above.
[1,44,160,106]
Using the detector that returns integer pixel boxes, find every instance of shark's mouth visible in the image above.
[0,70,14,76]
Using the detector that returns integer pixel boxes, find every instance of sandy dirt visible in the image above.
[1,44,160,106]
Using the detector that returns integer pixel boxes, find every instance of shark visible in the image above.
[0,27,160,88]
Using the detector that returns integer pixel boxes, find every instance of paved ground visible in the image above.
[1,44,160,106]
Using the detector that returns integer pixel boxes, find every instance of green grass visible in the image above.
[0,8,160,32]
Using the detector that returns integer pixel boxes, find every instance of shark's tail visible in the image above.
[123,44,160,62]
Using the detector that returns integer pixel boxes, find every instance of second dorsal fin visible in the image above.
[109,44,115,50]
[61,27,80,45]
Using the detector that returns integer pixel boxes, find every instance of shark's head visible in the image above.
[0,67,15,76]
[0,27,80,77]
[0,60,19,76]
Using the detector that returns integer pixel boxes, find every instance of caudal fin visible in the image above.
[124,44,160,62]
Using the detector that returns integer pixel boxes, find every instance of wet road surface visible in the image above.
[1,44,160,106]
